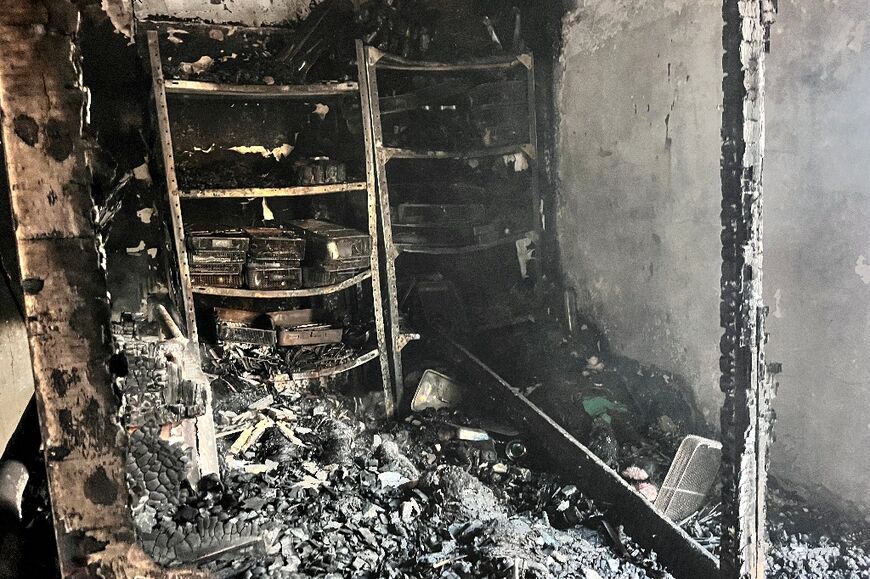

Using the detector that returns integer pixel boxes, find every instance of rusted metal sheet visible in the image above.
[719,1,774,578]
[0,1,206,576]
[441,337,720,579]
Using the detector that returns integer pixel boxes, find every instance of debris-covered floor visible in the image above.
[120,326,869,579]
[5,324,870,578]
[130,344,673,579]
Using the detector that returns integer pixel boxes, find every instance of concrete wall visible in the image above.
[556,0,870,513]
[765,0,870,514]
[0,280,33,456]
[556,0,724,424]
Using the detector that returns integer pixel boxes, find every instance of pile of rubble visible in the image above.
[128,354,673,578]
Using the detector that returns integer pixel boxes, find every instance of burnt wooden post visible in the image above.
[719,1,776,578]
[0,1,204,576]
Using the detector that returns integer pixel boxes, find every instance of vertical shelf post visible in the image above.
[356,40,397,418]
[147,30,199,345]
[362,44,406,411]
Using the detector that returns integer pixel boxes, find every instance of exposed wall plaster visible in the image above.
[134,0,320,26]
[228,143,294,159]
[855,255,870,284]
[101,0,134,41]
[136,207,154,224]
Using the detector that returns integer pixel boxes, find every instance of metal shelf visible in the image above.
[363,44,542,412]
[192,270,372,298]
[148,33,399,419]
[369,48,531,72]
[290,348,380,380]
[381,143,533,162]
[394,233,526,256]
[165,79,359,98]
[180,182,368,199]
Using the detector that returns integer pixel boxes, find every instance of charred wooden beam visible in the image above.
[719,1,775,578]
[441,337,720,579]
[0,1,205,576]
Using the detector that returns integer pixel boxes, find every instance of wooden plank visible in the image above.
[147,30,199,344]
[718,2,773,578]
[0,3,207,575]
[442,337,720,579]
[182,182,368,199]
[165,79,359,98]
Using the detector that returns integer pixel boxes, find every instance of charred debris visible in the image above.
[0,1,869,579]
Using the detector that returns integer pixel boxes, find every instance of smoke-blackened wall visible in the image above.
[556,0,870,515]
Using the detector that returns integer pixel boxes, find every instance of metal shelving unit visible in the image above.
[148,32,397,415]
[361,46,543,410]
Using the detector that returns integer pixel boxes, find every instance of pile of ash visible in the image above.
[127,365,672,578]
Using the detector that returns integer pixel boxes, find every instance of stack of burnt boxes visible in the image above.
[244,228,305,290]
[187,231,249,288]
[290,220,372,286]
[186,220,371,291]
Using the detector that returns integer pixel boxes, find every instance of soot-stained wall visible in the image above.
[556,0,724,424]
[557,0,870,515]
[765,0,870,516]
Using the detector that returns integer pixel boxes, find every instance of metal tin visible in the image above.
[215,308,262,325]
[289,220,371,262]
[217,323,276,347]
[191,273,244,288]
[267,309,326,328]
[189,261,244,275]
[277,325,343,347]
[302,267,361,288]
[244,228,306,261]
[188,232,249,252]
[247,258,301,270]
[245,265,303,290]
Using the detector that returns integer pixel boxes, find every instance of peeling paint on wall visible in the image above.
[126,240,145,254]
[100,0,134,42]
[855,255,870,284]
[228,143,294,159]
[134,0,321,27]
[136,207,154,224]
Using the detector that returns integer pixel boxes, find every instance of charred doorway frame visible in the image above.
[0,0,772,577]
[718,1,776,578]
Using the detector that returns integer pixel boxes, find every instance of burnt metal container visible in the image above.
[245,263,303,290]
[188,231,250,252]
[217,323,277,347]
[289,220,371,263]
[189,261,245,275]
[245,227,306,261]
[302,266,362,288]
[247,258,301,270]
[189,249,247,265]
[277,325,343,347]
[191,272,244,288]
